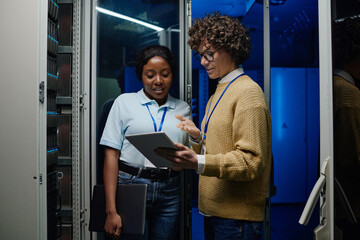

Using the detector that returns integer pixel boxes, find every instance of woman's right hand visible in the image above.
[103,148,122,238]
[104,212,122,239]
[175,115,201,140]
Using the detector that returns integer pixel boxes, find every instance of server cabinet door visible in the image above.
[311,0,333,239]
[0,0,48,239]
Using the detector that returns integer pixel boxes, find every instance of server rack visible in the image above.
[47,1,61,239]
[54,0,87,238]
[46,0,85,239]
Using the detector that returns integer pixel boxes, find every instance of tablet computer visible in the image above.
[125,132,176,168]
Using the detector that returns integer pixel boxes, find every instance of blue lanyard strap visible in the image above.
[203,96,214,139]
[145,104,167,132]
[203,73,244,138]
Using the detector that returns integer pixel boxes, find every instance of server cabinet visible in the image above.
[0,1,48,239]
[0,0,87,239]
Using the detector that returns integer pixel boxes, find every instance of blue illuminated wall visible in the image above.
[271,67,319,203]
[122,66,142,93]
[192,0,255,19]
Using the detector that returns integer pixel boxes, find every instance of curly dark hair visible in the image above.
[332,17,360,69]
[188,12,252,65]
[135,45,177,81]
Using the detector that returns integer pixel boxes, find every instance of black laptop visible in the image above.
[89,184,147,235]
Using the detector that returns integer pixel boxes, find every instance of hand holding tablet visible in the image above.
[125,132,177,168]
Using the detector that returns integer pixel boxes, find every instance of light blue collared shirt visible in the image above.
[100,89,191,168]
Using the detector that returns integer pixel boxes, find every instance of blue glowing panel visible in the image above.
[305,68,319,196]
[271,68,307,203]
[123,66,142,93]
[198,69,209,127]
[192,0,255,18]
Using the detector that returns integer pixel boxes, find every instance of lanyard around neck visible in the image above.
[203,73,244,139]
[145,104,167,132]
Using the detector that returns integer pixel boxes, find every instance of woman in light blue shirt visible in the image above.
[100,45,191,239]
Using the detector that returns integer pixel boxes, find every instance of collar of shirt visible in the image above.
[137,88,176,109]
[218,67,244,84]
[334,68,355,85]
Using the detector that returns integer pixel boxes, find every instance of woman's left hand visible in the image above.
[155,142,198,171]
[175,115,201,140]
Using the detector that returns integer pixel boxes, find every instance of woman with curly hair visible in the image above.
[156,12,272,240]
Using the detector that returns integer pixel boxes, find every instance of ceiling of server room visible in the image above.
[247,0,319,67]
[191,0,319,68]
[96,0,180,78]
[96,0,321,76]
[97,0,178,28]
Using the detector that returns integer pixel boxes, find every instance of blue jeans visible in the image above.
[117,170,180,240]
[204,216,262,240]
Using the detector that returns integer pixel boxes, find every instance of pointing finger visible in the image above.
[175,114,187,122]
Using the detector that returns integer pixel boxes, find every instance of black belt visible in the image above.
[118,161,179,182]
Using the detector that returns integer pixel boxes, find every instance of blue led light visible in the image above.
[48,35,58,44]
[47,73,58,79]
[47,148,59,153]
[47,111,58,115]
[51,0,59,8]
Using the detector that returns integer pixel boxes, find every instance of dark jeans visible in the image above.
[117,170,180,240]
[204,215,262,240]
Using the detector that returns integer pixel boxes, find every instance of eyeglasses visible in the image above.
[193,47,221,62]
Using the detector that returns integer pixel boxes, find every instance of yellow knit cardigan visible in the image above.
[191,75,272,221]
